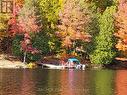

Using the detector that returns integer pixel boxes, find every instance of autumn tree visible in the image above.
[38,0,63,27]
[0,14,10,40]
[0,0,24,53]
[37,0,64,53]
[114,0,127,58]
[10,0,41,62]
[56,0,91,57]
[0,14,10,52]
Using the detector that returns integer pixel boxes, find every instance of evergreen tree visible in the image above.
[89,6,117,64]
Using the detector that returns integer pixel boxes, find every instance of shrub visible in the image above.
[32,32,50,55]
[27,53,41,62]
[12,35,23,56]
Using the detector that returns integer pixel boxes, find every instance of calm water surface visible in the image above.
[0,69,127,95]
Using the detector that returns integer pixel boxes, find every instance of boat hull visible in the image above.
[42,64,85,70]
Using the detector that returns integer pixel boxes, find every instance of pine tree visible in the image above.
[89,6,117,64]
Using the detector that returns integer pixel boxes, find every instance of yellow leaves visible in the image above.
[0,14,9,41]
[27,62,37,69]
[48,41,55,50]
[0,23,6,30]
[15,0,24,7]
[58,0,64,7]
[71,51,78,56]
[0,14,10,31]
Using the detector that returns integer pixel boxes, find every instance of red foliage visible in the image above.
[8,0,41,55]
[21,33,40,54]
[8,17,22,36]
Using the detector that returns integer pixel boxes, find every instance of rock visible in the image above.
[0,59,27,69]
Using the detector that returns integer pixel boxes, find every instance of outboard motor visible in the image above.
[82,64,86,70]
[76,64,82,69]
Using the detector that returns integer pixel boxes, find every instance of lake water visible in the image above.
[0,69,127,95]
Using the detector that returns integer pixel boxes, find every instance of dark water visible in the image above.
[0,69,127,95]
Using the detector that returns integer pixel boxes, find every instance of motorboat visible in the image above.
[42,58,86,70]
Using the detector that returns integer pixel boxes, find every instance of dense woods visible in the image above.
[0,0,127,66]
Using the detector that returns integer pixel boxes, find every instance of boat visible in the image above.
[42,58,86,70]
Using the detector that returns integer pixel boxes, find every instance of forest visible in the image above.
[0,0,127,68]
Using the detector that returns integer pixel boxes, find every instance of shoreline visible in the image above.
[0,59,27,68]
[1,54,127,69]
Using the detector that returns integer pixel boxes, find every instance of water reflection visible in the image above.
[39,69,62,95]
[89,70,115,95]
[115,70,127,95]
[1,69,127,95]
[0,69,36,95]
[19,70,36,95]
[34,69,90,95]
[60,70,89,95]
[0,69,23,95]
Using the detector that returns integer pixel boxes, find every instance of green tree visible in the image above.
[89,6,117,64]
[32,32,50,55]
[92,0,114,12]
[38,0,63,26]
[37,0,64,54]
[12,35,23,57]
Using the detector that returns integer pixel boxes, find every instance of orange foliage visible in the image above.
[15,0,24,7]
[115,0,127,53]
[60,52,77,61]
[56,0,91,48]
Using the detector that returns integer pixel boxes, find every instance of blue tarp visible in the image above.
[68,58,80,63]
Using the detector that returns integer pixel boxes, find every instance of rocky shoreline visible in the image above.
[0,54,27,69]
